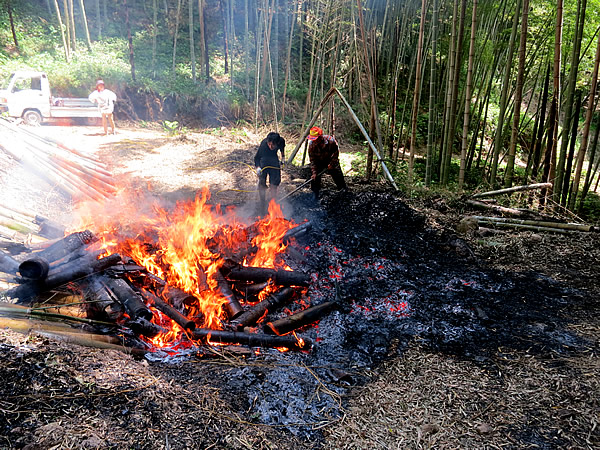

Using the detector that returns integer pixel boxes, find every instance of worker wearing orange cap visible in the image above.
[307,126,347,199]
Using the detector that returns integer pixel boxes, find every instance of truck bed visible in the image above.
[50,98,101,118]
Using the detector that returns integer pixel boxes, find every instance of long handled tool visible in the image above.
[277,168,327,202]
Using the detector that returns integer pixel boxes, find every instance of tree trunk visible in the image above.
[172,0,182,77]
[490,0,521,184]
[425,0,439,187]
[459,0,478,190]
[220,0,229,74]
[554,0,586,203]
[68,0,76,51]
[561,90,582,206]
[7,0,19,52]
[124,0,136,81]
[357,0,384,182]
[95,0,101,39]
[54,0,70,61]
[244,0,250,98]
[529,64,550,180]
[281,1,296,120]
[152,0,157,78]
[441,0,467,185]
[504,0,529,187]
[198,0,209,81]
[189,0,196,82]
[568,30,600,210]
[408,0,427,184]
[579,109,600,210]
[78,0,92,50]
[62,0,71,56]
[540,0,563,205]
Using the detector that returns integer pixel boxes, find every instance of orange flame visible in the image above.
[71,185,299,348]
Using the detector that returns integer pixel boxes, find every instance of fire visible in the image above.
[71,185,298,348]
[246,200,293,268]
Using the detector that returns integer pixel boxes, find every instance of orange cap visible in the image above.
[307,126,323,141]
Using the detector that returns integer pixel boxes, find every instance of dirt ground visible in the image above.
[0,121,598,449]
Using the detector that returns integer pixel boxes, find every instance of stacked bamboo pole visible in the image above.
[471,215,596,234]
[0,118,116,202]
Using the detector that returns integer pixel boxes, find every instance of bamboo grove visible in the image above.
[3,0,600,212]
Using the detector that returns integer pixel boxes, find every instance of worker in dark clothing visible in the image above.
[254,132,285,212]
[307,126,347,199]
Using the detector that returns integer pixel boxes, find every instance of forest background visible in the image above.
[1,0,600,221]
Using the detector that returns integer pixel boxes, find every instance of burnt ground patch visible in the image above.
[0,154,598,448]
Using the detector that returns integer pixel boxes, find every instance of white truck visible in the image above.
[0,70,102,125]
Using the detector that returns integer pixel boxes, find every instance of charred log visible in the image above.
[265,301,335,336]
[126,316,167,338]
[34,215,66,239]
[226,267,310,287]
[84,278,124,321]
[18,257,50,280]
[192,328,312,351]
[7,253,122,303]
[233,281,270,299]
[160,285,198,310]
[0,249,20,274]
[141,288,196,331]
[104,277,153,321]
[37,230,97,262]
[215,270,244,319]
[232,287,295,329]
[283,221,312,242]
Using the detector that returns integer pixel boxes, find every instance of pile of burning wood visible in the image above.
[0,217,328,353]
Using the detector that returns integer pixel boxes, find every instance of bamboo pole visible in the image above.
[471,216,595,232]
[466,199,524,216]
[475,220,568,234]
[472,183,552,199]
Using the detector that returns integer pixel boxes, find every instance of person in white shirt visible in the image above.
[88,79,117,135]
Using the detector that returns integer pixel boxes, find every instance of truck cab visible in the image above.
[0,71,101,125]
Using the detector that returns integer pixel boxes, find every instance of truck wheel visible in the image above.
[23,110,43,126]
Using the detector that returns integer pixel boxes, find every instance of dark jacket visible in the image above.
[308,135,340,177]
[254,137,285,168]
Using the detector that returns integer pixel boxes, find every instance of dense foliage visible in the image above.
[1,0,600,218]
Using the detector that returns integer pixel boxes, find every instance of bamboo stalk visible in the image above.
[475,221,568,234]
[472,182,553,198]
[472,216,595,232]
[192,328,312,351]
[231,287,295,329]
[265,301,334,336]
[466,199,524,216]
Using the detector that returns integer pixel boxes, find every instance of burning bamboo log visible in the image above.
[126,316,167,338]
[0,249,20,275]
[18,257,50,280]
[141,288,196,331]
[283,221,312,242]
[103,277,153,321]
[84,278,124,321]
[233,281,270,299]
[37,230,97,262]
[226,266,311,287]
[192,328,312,351]
[6,253,122,303]
[231,287,295,329]
[215,270,244,319]
[265,301,335,336]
